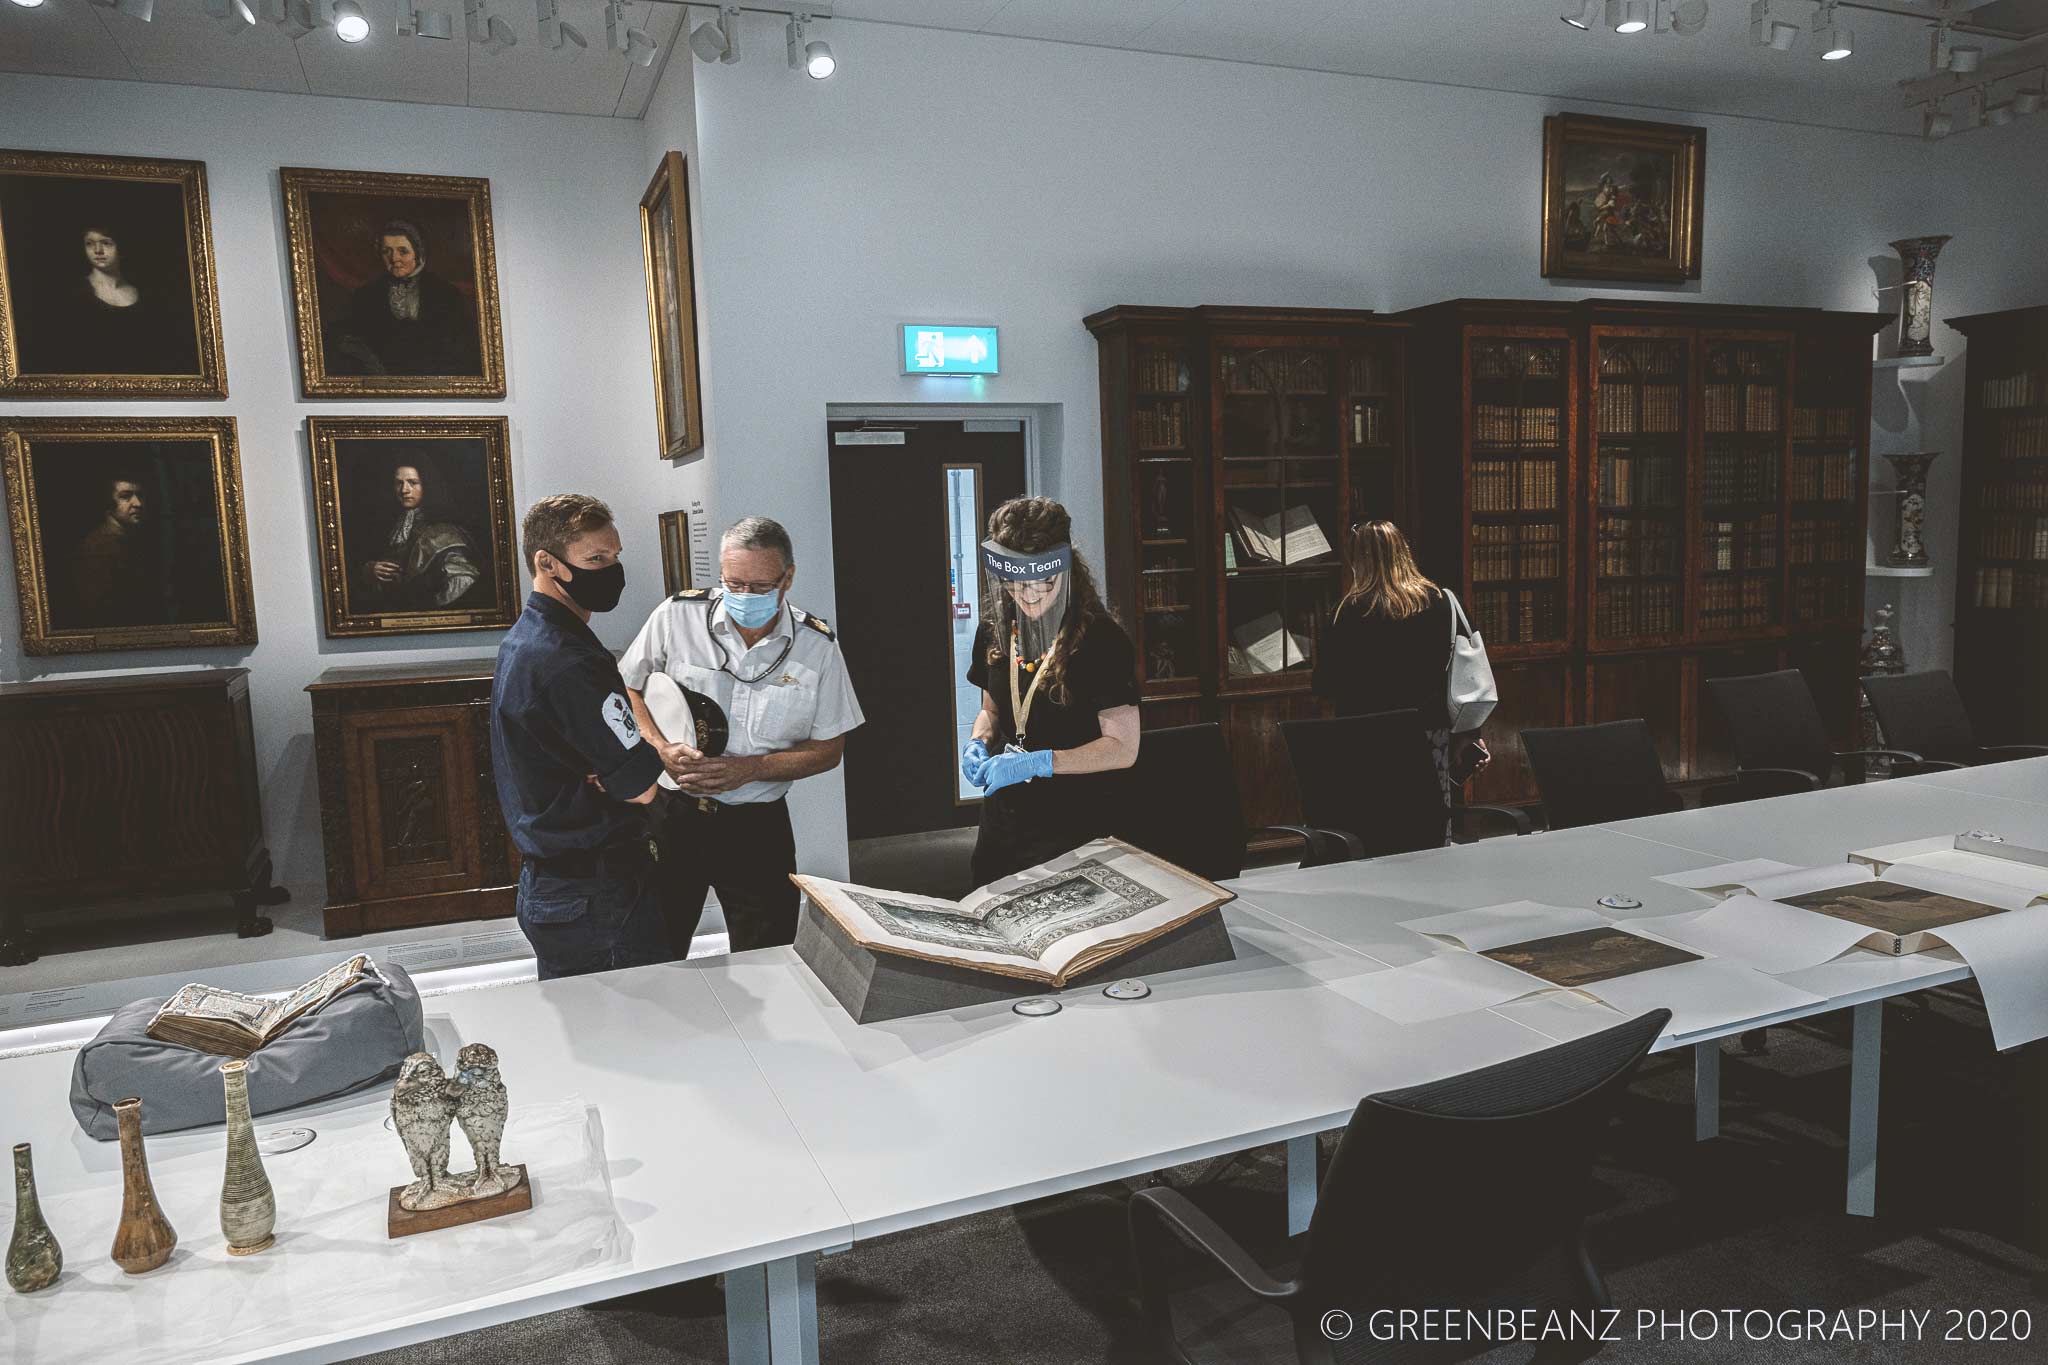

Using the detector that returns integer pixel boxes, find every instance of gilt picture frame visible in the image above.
[282,167,506,399]
[2,416,256,655]
[658,509,693,595]
[1541,113,1705,284]
[639,151,704,459]
[307,416,518,638]
[0,149,228,399]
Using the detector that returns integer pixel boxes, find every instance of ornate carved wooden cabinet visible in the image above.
[307,659,518,936]
[0,669,283,966]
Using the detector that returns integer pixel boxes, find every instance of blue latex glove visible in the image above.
[980,746,1055,794]
[960,738,992,788]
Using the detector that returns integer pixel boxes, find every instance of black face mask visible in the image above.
[554,560,625,614]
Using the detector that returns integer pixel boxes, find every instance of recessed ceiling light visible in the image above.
[332,0,367,42]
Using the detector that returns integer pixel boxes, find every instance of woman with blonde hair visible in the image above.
[961,496,1140,883]
[1312,519,1489,803]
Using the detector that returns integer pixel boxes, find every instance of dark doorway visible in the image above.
[829,419,1027,854]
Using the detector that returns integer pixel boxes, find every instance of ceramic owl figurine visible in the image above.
[453,1043,517,1198]
[390,1052,462,1211]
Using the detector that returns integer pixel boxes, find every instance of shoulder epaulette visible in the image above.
[671,588,712,603]
[791,606,835,641]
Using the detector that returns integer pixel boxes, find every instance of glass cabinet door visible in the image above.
[1788,334,1863,628]
[1590,333,1689,645]
[1468,335,1570,648]
[1217,343,1342,684]
[1698,336,1789,635]
[1132,338,1198,688]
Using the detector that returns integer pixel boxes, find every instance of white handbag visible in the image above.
[1444,590,1498,733]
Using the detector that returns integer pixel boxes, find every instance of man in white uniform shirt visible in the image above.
[620,516,863,954]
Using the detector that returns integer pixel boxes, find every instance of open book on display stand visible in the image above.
[791,839,1234,988]
[1230,611,1312,674]
[146,953,379,1058]
[1227,504,1333,565]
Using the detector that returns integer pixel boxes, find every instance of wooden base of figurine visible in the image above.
[386,1167,532,1239]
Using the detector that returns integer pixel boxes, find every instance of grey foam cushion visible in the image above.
[70,960,425,1141]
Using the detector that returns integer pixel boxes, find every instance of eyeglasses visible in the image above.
[1001,579,1059,600]
[721,577,784,596]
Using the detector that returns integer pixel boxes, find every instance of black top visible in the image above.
[1311,586,1454,726]
[490,592,664,860]
[966,614,1140,844]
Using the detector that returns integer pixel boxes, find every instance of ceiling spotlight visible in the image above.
[399,0,453,38]
[1923,102,1954,141]
[1986,100,2015,126]
[786,14,833,78]
[539,0,584,53]
[1949,45,1983,74]
[1560,0,1595,28]
[88,0,155,20]
[481,14,513,53]
[1669,0,1709,36]
[205,0,255,32]
[689,4,740,63]
[264,0,317,38]
[1607,0,1649,33]
[627,27,658,66]
[10,0,48,10]
[332,0,367,42]
[1749,0,1795,49]
[1813,2,1849,60]
[2016,84,2043,117]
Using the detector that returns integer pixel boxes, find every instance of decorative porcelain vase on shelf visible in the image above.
[1888,235,1952,358]
[110,1097,177,1275]
[218,1061,277,1256]
[1886,452,1939,566]
[7,1142,62,1293]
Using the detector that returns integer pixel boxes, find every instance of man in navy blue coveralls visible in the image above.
[491,493,668,979]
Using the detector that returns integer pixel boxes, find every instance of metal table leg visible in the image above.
[726,1252,821,1365]
[1694,1039,1721,1141]
[1286,1133,1317,1237]
[1847,999,1883,1217]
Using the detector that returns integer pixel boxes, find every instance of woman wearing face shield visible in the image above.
[962,497,1141,884]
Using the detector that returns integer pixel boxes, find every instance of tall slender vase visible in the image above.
[218,1061,276,1256]
[1886,452,1939,566]
[7,1143,62,1293]
[1888,235,1952,358]
[109,1098,176,1275]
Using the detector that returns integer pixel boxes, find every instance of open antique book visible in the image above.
[146,954,378,1057]
[790,839,1234,987]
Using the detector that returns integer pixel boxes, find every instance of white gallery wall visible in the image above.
[0,72,695,898]
[680,17,2048,867]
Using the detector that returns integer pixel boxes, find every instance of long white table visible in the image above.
[1898,756,2048,807]
[0,964,852,1365]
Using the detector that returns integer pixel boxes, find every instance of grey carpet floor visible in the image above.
[360,985,2045,1364]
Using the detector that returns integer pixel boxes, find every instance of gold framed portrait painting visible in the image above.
[1541,114,1705,284]
[658,509,692,595]
[0,150,227,399]
[639,151,704,459]
[2,417,256,655]
[282,167,506,398]
[308,416,518,638]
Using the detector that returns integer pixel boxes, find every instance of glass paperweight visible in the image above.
[256,1127,317,1155]
[1012,997,1062,1017]
[1103,979,1151,1001]
[1596,894,1643,912]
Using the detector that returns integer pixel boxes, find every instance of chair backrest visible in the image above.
[1863,670,1978,765]
[1705,668,1833,783]
[1299,1009,1669,1319]
[1112,722,1248,882]
[1520,718,1672,829]
[1280,710,1450,858]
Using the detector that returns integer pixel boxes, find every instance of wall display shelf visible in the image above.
[308,659,521,937]
[1401,299,1886,805]
[1087,305,1407,830]
[1948,305,2048,742]
[1872,355,1946,371]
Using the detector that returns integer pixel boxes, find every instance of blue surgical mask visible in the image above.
[724,589,781,630]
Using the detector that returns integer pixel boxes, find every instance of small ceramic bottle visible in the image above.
[217,1061,276,1255]
[7,1142,63,1293]
[109,1098,177,1275]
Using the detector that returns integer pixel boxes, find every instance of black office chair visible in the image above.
[1117,723,1362,880]
[1129,1009,1671,1364]
[1862,670,2048,769]
[1706,669,1931,798]
[1281,711,1529,856]
[1521,719,1685,830]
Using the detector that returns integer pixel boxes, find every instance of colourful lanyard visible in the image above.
[1007,623,1052,748]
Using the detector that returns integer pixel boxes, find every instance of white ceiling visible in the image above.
[0,0,2043,131]
[0,0,680,117]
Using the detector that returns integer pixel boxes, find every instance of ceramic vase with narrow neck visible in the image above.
[7,1143,62,1293]
[110,1098,177,1275]
[218,1061,276,1255]
[1888,235,1952,358]
[1886,452,1939,566]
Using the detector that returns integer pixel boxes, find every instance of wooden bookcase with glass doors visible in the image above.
[1084,306,1409,829]
[1401,299,1886,806]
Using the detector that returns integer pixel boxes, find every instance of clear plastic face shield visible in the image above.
[981,538,1072,665]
